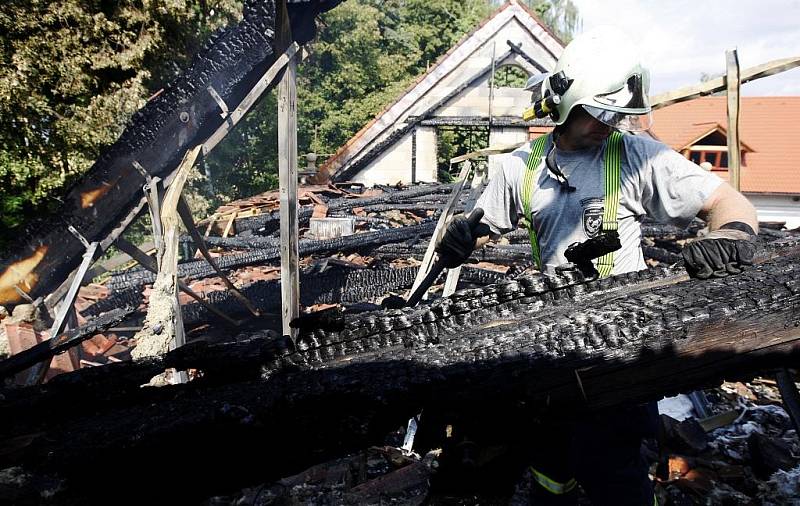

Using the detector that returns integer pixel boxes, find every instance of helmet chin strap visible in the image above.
[546,129,577,193]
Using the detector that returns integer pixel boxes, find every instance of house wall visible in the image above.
[352,128,438,185]
[352,132,414,185]
[746,194,800,229]
[488,126,530,179]
[422,16,554,120]
[437,83,532,117]
[334,4,562,184]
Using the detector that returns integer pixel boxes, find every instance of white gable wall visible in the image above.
[488,127,530,179]
[331,2,562,185]
[353,132,414,185]
[416,126,438,182]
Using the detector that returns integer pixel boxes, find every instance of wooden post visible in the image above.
[651,56,800,110]
[144,178,165,267]
[131,145,202,365]
[488,41,496,130]
[726,49,742,191]
[278,51,300,341]
[24,240,100,385]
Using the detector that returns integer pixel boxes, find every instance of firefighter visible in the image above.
[435,26,758,504]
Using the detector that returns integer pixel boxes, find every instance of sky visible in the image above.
[570,0,800,96]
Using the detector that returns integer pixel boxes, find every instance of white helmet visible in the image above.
[534,26,652,132]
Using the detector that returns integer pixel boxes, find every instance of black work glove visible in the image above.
[435,209,485,269]
[681,222,757,279]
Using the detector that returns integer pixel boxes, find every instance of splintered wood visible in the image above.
[132,145,202,360]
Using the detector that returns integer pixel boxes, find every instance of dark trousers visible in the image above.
[527,402,659,505]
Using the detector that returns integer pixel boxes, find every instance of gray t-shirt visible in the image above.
[475,134,723,275]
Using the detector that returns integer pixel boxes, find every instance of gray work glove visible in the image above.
[681,222,757,279]
[435,209,486,269]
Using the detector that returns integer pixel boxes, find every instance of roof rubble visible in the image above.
[1,181,799,504]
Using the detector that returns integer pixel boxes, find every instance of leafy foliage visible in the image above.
[200,0,494,210]
[0,0,241,243]
[1,0,579,248]
[519,0,581,43]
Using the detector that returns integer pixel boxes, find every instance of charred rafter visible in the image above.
[1,240,799,504]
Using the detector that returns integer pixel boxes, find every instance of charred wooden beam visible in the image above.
[82,262,507,329]
[231,183,456,236]
[105,220,438,290]
[2,239,798,504]
[0,245,800,502]
[0,0,278,306]
[131,146,202,360]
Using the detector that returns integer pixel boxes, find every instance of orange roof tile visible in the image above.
[650,96,800,194]
[528,125,553,139]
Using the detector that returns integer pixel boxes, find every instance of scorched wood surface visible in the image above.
[0,0,277,305]
[1,238,798,504]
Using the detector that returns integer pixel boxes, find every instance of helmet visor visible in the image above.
[592,73,651,114]
[582,104,653,132]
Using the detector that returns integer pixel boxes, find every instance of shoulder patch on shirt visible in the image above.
[580,197,604,238]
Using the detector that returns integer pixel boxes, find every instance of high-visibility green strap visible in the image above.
[530,466,577,495]
[523,132,623,276]
[522,134,549,270]
[596,131,623,278]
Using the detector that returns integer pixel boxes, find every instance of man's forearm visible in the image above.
[699,183,759,233]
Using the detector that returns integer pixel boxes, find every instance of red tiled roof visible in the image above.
[650,96,800,194]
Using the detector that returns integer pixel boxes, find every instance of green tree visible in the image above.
[0,0,581,245]
[296,0,492,159]
[0,0,241,244]
[202,0,493,207]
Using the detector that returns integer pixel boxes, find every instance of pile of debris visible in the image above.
[2,181,525,373]
[653,380,800,505]
[199,381,800,505]
[1,181,799,505]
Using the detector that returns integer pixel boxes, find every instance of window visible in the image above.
[683,129,750,171]
[493,65,530,89]
[686,147,743,170]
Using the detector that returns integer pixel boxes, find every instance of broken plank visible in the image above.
[176,197,258,317]
[24,241,102,386]
[278,38,300,341]
[0,306,136,380]
[442,171,487,297]
[114,237,242,327]
[131,145,202,360]
[408,160,473,299]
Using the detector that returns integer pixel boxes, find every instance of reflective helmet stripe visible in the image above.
[524,131,624,277]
